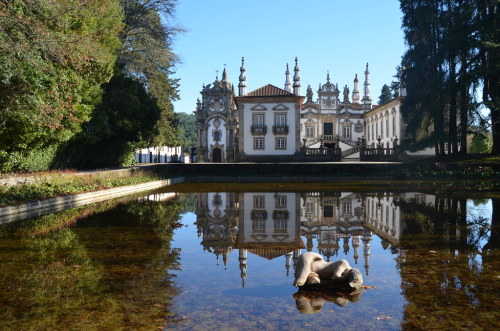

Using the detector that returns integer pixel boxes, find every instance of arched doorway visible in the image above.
[212,148,222,163]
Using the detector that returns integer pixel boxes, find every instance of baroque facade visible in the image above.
[195,58,412,163]
[193,190,428,287]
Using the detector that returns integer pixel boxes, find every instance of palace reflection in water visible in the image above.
[194,191,442,287]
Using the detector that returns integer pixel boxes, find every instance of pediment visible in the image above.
[250,234,268,241]
[272,104,289,111]
[272,234,290,241]
[251,104,267,111]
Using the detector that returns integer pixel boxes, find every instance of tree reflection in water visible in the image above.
[0,188,498,330]
[396,197,500,330]
[191,190,499,328]
[0,196,184,330]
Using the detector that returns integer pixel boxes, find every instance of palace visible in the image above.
[194,58,429,163]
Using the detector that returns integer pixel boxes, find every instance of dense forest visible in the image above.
[0,0,182,171]
[399,0,499,155]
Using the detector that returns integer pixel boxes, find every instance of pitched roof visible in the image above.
[248,249,291,260]
[245,84,296,97]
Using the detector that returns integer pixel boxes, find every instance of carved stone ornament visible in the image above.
[209,99,225,112]
[213,129,221,141]
[322,96,333,108]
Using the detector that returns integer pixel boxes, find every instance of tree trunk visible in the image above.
[459,51,468,155]
[448,53,458,155]
[483,198,499,250]
[479,1,500,154]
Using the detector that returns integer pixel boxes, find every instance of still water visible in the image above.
[0,184,498,330]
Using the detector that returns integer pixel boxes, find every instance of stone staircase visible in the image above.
[305,137,321,147]
[341,146,361,158]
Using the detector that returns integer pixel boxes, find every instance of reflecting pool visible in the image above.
[0,185,499,330]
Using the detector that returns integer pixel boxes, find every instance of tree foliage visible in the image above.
[54,74,165,168]
[176,112,197,154]
[379,84,393,105]
[400,0,499,155]
[0,0,183,171]
[0,0,123,171]
[469,133,492,154]
[117,0,183,147]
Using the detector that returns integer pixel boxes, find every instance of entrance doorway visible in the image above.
[324,123,333,136]
[212,148,222,163]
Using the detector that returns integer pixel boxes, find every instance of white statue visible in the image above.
[293,252,363,289]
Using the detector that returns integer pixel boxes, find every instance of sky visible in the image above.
[171,0,405,114]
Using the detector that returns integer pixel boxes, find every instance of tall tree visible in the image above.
[400,0,447,154]
[55,0,184,168]
[476,1,500,154]
[390,66,403,98]
[400,0,499,155]
[379,84,393,105]
[0,0,123,171]
[54,74,166,168]
[117,0,183,147]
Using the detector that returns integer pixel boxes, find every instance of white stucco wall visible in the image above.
[207,192,227,219]
[207,117,226,148]
[365,100,403,148]
[135,146,184,163]
[241,192,297,244]
[241,102,297,156]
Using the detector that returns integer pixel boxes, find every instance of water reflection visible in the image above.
[293,288,363,314]
[0,187,497,330]
[194,191,417,286]
[189,190,498,324]
[0,195,184,330]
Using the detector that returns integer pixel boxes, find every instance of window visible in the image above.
[306,201,314,213]
[306,126,314,138]
[213,130,221,142]
[343,201,351,214]
[276,137,286,150]
[254,195,265,208]
[386,118,390,137]
[251,210,267,232]
[343,126,351,139]
[212,193,222,207]
[380,120,384,138]
[324,205,334,217]
[324,123,333,136]
[252,114,264,126]
[275,194,287,208]
[275,114,287,126]
[254,138,264,150]
[252,219,266,232]
[393,117,396,137]
[273,210,289,232]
